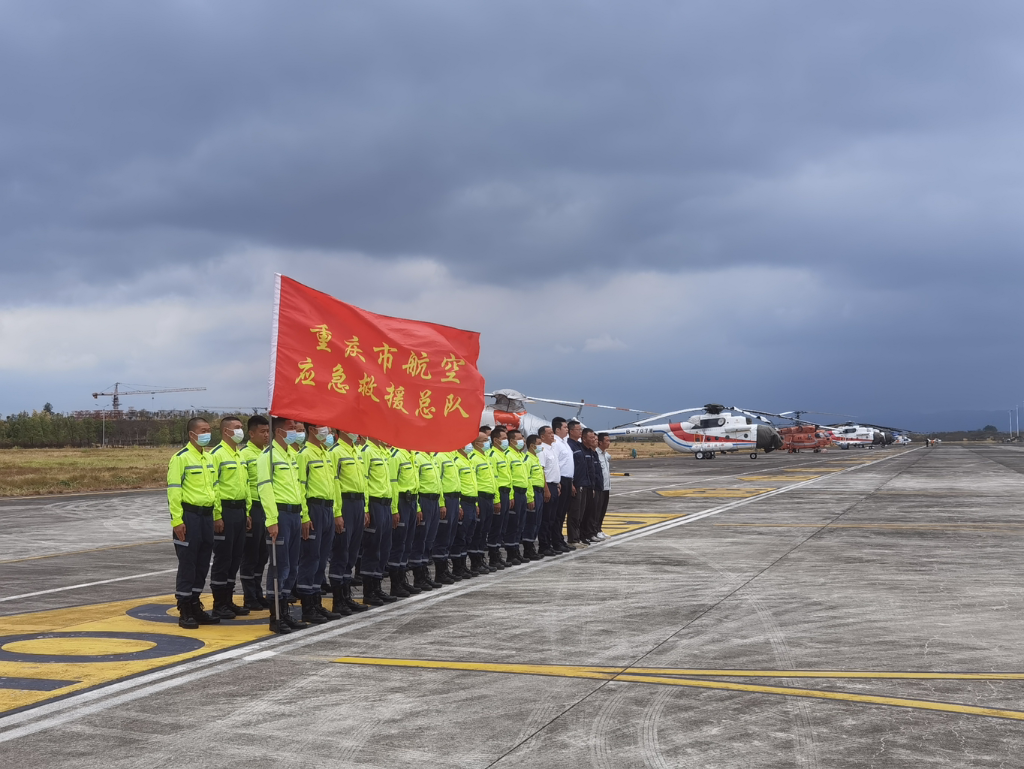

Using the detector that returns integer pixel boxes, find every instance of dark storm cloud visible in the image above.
[3,0,1024,295]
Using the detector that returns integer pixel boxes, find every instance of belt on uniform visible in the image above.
[341,492,365,501]
[220,499,247,510]
[399,491,417,503]
[419,492,440,500]
[308,497,333,505]
[499,486,511,493]
[513,487,528,493]
[182,503,213,516]
[277,503,302,514]
[461,495,477,503]
[369,496,392,505]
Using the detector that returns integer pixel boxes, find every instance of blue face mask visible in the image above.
[324,434,335,447]
[516,440,525,450]
[195,432,212,447]
[294,431,306,444]
[483,439,492,451]
[464,444,475,454]
[284,430,299,445]
[500,439,509,450]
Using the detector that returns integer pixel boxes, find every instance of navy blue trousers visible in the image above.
[265,510,300,601]
[240,501,268,602]
[487,487,510,548]
[296,499,334,596]
[361,498,393,578]
[387,495,417,570]
[329,495,365,587]
[210,506,247,593]
[431,492,461,559]
[173,509,214,602]
[523,487,544,542]
[452,497,477,558]
[505,487,528,547]
[472,492,493,554]
[410,495,441,566]
[540,481,560,548]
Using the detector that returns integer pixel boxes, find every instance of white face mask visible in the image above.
[231,428,244,444]
[317,427,330,440]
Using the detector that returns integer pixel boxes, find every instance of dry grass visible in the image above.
[607,441,679,460]
[0,447,174,497]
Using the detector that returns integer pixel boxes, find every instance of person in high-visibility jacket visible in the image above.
[239,415,271,611]
[294,423,341,625]
[387,445,420,598]
[326,430,370,615]
[431,450,462,584]
[256,417,309,634]
[505,428,531,564]
[359,438,399,607]
[522,434,547,560]
[469,431,499,575]
[167,417,221,629]
[485,425,512,569]
[208,416,252,621]
[409,451,443,591]
[450,440,480,580]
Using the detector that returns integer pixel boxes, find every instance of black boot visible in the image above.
[225,586,250,615]
[388,570,410,599]
[505,546,523,566]
[321,581,331,594]
[301,594,329,624]
[210,588,237,621]
[192,596,221,625]
[402,568,423,594]
[450,557,469,579]
[376,576,398,603]
[281,599,309,630]
[468,554,484,575]
[177,598,199,630]
[316,592,343,620]
[342,583,369,612]
[268,599,292,634]
[255,581,271,609]
[522,542,540,561]
[242,580,264,611]
[362,578,384,607]
[434,559,455,585]
[488,548,507,570]
[422,564,442,588]
[412,566,432,592]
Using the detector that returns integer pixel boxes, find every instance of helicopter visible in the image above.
[481,389,655,435]
[606,404,784,460]
[825,422,900,449]
[769,410,855,453]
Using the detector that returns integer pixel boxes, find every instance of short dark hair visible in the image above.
[507,428,521,439]
[271,416,293,433]
[526,434,539,448]
[597,432,609,442]
[304,422,318,433]
[491,425,507,438]
[480,425,493,433]
[552,417,567,430]
[581,427,595,439]
[248,415,269,431]
[538,425,552,438]
[220,415,242,428]
[186,417,209,433]
[567,420,581,430]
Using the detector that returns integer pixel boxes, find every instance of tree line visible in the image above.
[0,410,230,448]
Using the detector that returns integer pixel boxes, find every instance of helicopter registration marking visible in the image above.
[656,488,776,498]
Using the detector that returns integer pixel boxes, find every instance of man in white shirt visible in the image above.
[594,433,612,540]
[550,417,576,552]
[537,425,562,556]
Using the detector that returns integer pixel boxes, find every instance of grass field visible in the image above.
[0,447,173,497]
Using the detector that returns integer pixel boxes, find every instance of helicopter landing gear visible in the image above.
[694,451,704,460]
[694,451,715,460]
[749,453,758,459]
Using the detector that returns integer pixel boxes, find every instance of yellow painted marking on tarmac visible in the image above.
[739,475,821,482]
[782,468,842,473]
[599,512,687,536]
[656,488,776,498]
[0,594,272,714]
[332,658,1024,722]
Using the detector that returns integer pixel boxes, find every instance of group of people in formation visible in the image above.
[167,413,614,632]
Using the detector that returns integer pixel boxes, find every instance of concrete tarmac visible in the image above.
[3,445,1024,767]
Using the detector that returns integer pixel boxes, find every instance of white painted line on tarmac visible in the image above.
[0,569,177,603]
[0,448,917,742]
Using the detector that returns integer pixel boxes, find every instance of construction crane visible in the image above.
[91,383,207,412]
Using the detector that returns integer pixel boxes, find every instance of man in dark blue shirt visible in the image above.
[580,429,604,543]
[567,422,592,545]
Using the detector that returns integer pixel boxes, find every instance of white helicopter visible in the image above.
[825,422,899,449]
[607,403,784,460]
[482,389,655,435]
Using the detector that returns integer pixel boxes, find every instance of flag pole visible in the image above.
[269,274,282,627]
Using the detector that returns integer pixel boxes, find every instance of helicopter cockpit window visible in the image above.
[700,418,727,429]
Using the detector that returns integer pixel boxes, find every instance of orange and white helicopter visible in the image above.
[825,422,899,449]
[607,403,784,460]
[481,389,655,435]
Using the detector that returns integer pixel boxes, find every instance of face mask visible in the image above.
[346,433,359,442]
[317,427,330,440]
[516,440,524,450]
[294,431,306,444]
[535,445,543,453]
[284,430,299,445]
[231,428,244,444]
[483,440,492,451]
[195,432,212,447]
[499,439,509,450]
[464,444,475,454]
[324,434,335,447]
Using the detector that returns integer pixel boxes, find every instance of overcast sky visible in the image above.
[2,1,1023,431]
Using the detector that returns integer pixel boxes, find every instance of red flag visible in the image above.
[268,275,483,452]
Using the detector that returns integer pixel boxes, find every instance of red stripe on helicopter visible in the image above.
[668,423,755,443]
